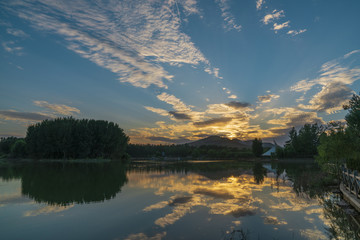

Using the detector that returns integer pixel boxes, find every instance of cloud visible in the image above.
[204,67,223,79]
[225,101,251,109]
[273,21,290,31]
[228,95,237,99]
[262,10,284,25]
[2,41,23,55]
[147,136,190,144]
[6,28,29,38]
[287,29,307,36]
[256,0,265,10]
[33,101,80,115]
[344,49,360,59]
[0,110,52,122]
[157,92,192,112]
[193,117,232,127]
[5,0,210,89]
[216,0,241,32]
[168,111,192,120]
[177,0,200,16]
[124,232,166,240]
[258,94,280,103]
[290,51,360,113]
[266,107,324,133]
[291,79,315,92]
[298,82,354,114]
[24,205,73,217]
[144,106,169,117]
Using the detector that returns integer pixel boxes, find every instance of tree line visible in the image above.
[127,144,255,159]
[0,117,129,160]
[273,92,360,172]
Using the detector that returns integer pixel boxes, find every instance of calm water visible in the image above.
[0,160,358,240]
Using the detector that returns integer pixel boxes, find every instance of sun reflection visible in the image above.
[126,169,329,239]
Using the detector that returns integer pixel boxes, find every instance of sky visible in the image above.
[1,0,360,145]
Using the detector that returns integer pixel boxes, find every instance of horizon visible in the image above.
[1,0,360,145]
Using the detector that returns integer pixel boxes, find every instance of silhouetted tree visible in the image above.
[25,117,129,160]
[281,124,324,158]
[252,138,263,157]
[10,139,27,158]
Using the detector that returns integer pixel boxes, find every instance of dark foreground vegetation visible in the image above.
[0,117,129,160]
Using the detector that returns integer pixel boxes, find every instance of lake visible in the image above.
[0,160,359,240]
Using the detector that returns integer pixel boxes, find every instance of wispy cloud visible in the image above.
[124,232,166,240]
[256,0,265,10]
[0,110,52,122]
[287,29,307,36]
[144,106,169,117]
[193,117,232,127]
[225,101,251,109]
[216,0,241,32]
[228,95,237,99]
[291,50,360,113]
[2,41,23,55]
[298,82,354,114]
[33,100,80,115]
[168,111,192,120]
[5,0,210,89]
[273,21,290,31]
[6,28,29,38]
[262,9,305,35]
[262,10,284,25]
[205,67,223,79]
[147,136,190,144]
[24,205,73,217]
[344,49,360,59]
[266,107,324,134]
[258,94,280,103]
[157,92,192,112]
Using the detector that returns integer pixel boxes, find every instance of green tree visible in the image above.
[317,92,360,173]
[0,137,18,156]
[25,117,129,160]
[344,93,360,137]
[252,138,263,157]
[282,124,323,158]
[316,122,352,175]
[10,139,27,158]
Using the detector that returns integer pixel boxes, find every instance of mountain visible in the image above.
[188,136,274,149]
[188,136,249,149]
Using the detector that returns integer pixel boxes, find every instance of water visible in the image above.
[0,160,358,239]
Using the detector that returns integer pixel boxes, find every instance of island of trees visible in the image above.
[0,117,129,160]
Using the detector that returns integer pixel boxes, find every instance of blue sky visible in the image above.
[1,0,360,144]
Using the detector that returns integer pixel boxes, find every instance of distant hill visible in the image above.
[188,136,274,149]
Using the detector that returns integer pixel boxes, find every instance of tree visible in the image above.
[10,139,27,158]
[252,138,263,157]
[282,124,323,158]
[0,137,18,155]
[25,117,129,160]
[316,122,352,175]
[344,93,360,137]
[316,92,360,172]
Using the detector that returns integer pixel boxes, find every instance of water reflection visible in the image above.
[126,161,328,239]
[0,162,127,205]
[252,162,267,184]
[0,160,359,239]
[320,196,360,239]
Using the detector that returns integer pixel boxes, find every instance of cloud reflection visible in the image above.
[127,168,328,240]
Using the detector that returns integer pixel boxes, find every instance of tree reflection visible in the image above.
[252,162,267,184]
[0,162,127,205]
[320,196,360,240]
